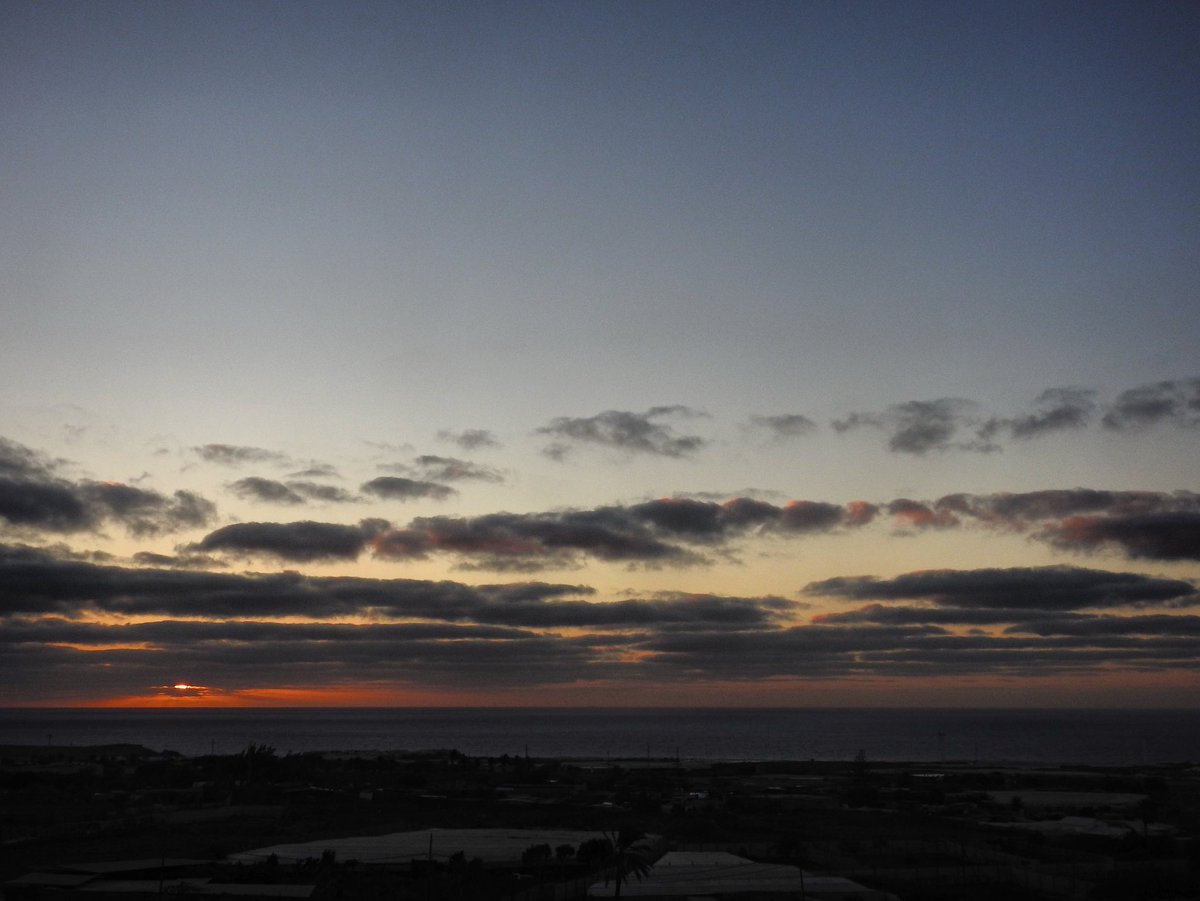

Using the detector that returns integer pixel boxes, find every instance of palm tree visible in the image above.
[604,828,653,898]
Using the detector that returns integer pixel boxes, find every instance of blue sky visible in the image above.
[1,1,1197,706]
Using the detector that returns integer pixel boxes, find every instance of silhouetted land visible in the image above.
[3,742,1199,899]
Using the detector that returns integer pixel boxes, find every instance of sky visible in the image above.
[1,0,1198,708]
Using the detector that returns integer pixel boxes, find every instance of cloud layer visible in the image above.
[2,545,1195,703]
[0,439,215,537]
[538,407,709,459]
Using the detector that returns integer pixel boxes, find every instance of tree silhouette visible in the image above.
[603,828,653,898]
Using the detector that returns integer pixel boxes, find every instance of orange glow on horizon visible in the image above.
[49,642,157,652]
[83,685,454,708]
[42,667,1196,710]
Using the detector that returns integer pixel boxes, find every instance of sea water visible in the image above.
[1,707,1197,766]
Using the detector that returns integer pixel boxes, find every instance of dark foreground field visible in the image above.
[4,744,1199,899]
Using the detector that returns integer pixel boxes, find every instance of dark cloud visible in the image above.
[1040,512,1200,562]
[10,614,1200,698]
[132,550,225,569]
[825,378,1200,452]
[0,475,90,531]
[830,412,883,434]
[369,497,872,570]
[779,500,845,532]
[872,491,1200,565]
[981,387,1097,441]
[887,499,958,530]
[82,483,216,537]
[0,543,796,632]
[287,481,358,504]
[288,464,341,479]
[721,496,792,527]
[190,519,390,562]
[537,406,708,458]
[1005,613,1200,637]
[814,603,1025,627]
[3,545,1199,698]
[382,455,504,484]
[230,478,357,505]
[936,489,1195,525]
[438,429,501,451]
[230,477,306,505]
[0,629,605,698]
[819,377,1198,454]
[0,439,90,531]
[0,438,59,480]
[1102,377,1200,431]
[748,414,817,440]
[0,618,537,650]
[832,399,988,455]
[804,566,1197,611]
[425,591,795,629]
[844,501,880,527]
[627,498,736,539]
[631,620,1200,681]
[372,510,696,568]
[1008,387,1096,439]
[889,399,984,454]
[360,476,456,502]
[193,444,290,466]
[414,454,503,483]
[0,439,216,536]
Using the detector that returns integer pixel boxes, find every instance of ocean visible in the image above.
[1,707,1197,766]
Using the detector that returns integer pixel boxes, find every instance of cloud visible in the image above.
[0,438,216,536]
[1041,512,1200,562]
[287,481,358,503]
[537,406,708,458]
[869,491,1200,565]
[832,399,989,454]
[984,387,1097,440]
[190,519,390,562]
[0,542,796,631]
[804,566,1197,611]
[382,455,504,484]
[369,497,873,570]
[0,439,91,531]
[230,477,358,505]
[814,603,1025,627]
[193,444,291,466]
[0,437,60,480]
[132,550,225,569]
[372,510,697,569]
[438,429,502,450]
[825,378,1200,452]
[230,477,306,505]
[779,500,845,532]
[888,399,985,454]
[145,480,1200,572]
[830,412,883,434]
[1005,613,1200,637]
[936,489,1192,526]
[288,463,341,479]
[360,477,456,502]
[1102,377,1200,431]
[0,475,91,532]
[630,497,764,539]
[3,546,1199,699]
[747,414,817,440]
[82,483,216,537]
[887,499,958,530]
